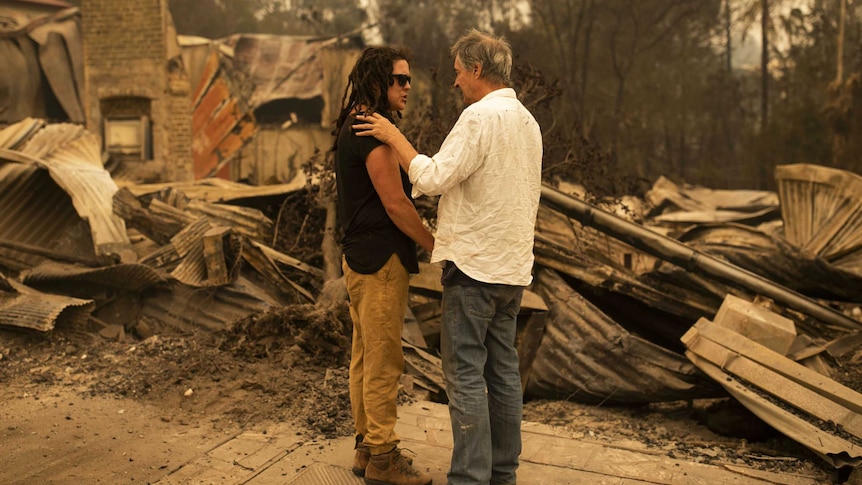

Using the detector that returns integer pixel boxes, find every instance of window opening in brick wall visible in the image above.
[101,97,153,161]
[254,97,324,127]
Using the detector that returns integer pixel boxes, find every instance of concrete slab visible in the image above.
[155,401,828,485]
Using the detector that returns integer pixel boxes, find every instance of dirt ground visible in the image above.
[0,305,852,484]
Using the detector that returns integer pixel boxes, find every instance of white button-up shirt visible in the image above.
[408,88,542,286]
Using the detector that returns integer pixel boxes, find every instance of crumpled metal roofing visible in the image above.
[21,261,167,292]
[0,7,84,123]
[676,222,862,302]
[221,34,330,109]
[776,163,862,277]
[139,276,284,334]
[0,271,94,332]
[648,175,779,212]
[0,121,131,263]
[525,269,724,404]
[647,175,779,225]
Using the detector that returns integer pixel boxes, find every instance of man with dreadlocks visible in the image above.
[333,46,434,485]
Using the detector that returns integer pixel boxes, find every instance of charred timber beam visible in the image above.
[540,184,862,331]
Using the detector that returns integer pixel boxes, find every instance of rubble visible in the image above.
[2,118,862,476]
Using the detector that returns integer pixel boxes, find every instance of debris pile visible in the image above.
[2,119,862,472]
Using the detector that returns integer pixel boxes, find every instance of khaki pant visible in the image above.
[343,253,408,454]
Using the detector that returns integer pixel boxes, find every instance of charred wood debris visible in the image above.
[2,120,862,469]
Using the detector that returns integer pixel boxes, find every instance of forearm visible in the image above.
[385,199,435,254]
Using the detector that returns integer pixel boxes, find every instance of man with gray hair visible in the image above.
[355,28,543,485]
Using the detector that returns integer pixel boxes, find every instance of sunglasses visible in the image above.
[390,74,412,87]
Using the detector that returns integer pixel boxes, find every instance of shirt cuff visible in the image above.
[408,153,433,196]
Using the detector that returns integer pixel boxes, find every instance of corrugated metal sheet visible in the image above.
[237,126,329,185]
[647,175,779,214]
[189,48,256,180]
[179,34,361,183]
[0,273,94,332]
[0,121,132,261]
[226,34,327,108]
[525,269,723,404]
[0,7,84,124]
[21,261,167,292]
[0,161,94,271]
[0,118,43,149]
[139,276,284,334]
[676,222,862,302]
[169,218,242,288]
[776,163,862,276]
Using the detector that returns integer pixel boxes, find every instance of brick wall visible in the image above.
[81,0,193,182]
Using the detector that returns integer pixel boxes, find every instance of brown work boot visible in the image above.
[364,448,431,485]
[353,440,370,477]
[354,437,415,477]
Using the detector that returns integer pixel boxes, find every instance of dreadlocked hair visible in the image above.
[332,46,411,150]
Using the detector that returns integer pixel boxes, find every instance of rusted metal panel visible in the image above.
[191,68,256,180]
[181,37,220,100]
[192,76,233,134]
[197,113,255,180]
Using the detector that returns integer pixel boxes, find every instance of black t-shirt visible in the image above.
[335,114,419,275]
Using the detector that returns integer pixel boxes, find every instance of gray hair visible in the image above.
[450,29,512,86]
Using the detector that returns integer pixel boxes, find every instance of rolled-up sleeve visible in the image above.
[407,111,484,197]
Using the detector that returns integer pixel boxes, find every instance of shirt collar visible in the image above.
[478,87,517,103]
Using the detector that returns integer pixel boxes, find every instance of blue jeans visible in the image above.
[441,283,524,485]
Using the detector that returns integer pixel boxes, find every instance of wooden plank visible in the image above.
[686,318,862,414]
[688,351,861,469]
[408,262,546,312]
[409,262,442,294]
[683,325,862,439]
[202,226,230,285]
[240,240,314,302]
[410,301,440,323]
[826,331,862,358]
[249,240,322,278]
